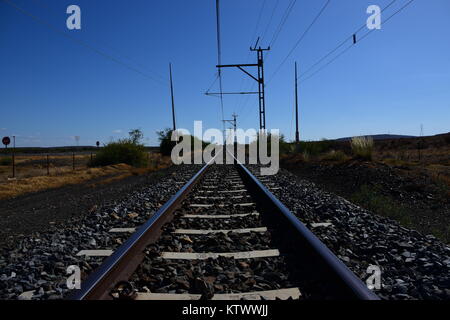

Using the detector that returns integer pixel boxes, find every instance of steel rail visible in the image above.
[236,163,379,300]
[69,161,212,300]
[69,148,378,300]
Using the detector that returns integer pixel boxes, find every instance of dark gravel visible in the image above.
[131,256,296,297]
[3,162,448,300]
[0,165,201,300]
[129,165,301,298]
[249,165,450,300]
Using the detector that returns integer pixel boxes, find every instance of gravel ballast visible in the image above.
[249,166,450,300]
[0,163,448,300]
[0,165,201,300]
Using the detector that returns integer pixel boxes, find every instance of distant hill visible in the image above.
[336,134,416,141]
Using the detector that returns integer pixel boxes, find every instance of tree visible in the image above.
[157,128,176,156]
[129,129,144,144]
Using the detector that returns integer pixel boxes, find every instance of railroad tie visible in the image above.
[135,288,301,300]
[190,203,255,208]
[310,222,333,228]
[193,195,245,200]
[182,212,259,219]
[217,189,247,193]
[109,228,136,233]
[172,227,267,234]
[76,250,114,257]
[161,249,279,260]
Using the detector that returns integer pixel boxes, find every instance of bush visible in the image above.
[301,150,310,162]
[351,136,374,160]
[0,157,12,165]
[90,140,147,167]
[89,129,147,167]
[157,128,210,157]
[157,129,177,156]
[296,139,333,156]
[321,150,348,161]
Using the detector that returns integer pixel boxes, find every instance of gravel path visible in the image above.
[249,166,450,300]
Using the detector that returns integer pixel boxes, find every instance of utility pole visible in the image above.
[169,63,176,131]
[212,39,270,131]
[12,136,15,178]
[294,62,299,143]
[223,113,237,144]
[251,44,270,131]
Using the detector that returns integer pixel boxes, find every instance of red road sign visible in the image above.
[2,137,10,146]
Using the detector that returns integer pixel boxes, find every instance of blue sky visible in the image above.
[1,0,449,147]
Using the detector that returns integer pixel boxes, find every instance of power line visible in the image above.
[205,73,219,95]
[237,0,282,121]
[267,0,331,85]
[31,0,168,83]
[234,0,269,114]
[261,0,280,42]
[215,0,225,139]
[269,0,297,48]
[1,0,168,86]
[299,0,415,83]
[297,0,398,81]
[250,0,267,46]
[33,0,168,83]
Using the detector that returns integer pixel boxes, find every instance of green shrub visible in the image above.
[296,139,333,156]
[157,128,210,157]
[250,133,294,156]
[89,129,147,167]
[90,140,147,167]
[351,136,374,160]
[321,150,348,161]
[157,129,177,156]
[0,157,12,166]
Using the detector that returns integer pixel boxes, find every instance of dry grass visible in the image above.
[351,136,374,160]
[0,153,172,200]
[320,150,349,162]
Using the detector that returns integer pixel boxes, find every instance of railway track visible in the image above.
[70,160,379,300]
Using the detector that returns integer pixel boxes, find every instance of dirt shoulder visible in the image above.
[0,166,175,247]
[281,157,450,244]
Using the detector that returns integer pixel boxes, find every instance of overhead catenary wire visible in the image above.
[267,0,331,85]
[242,0,324,121]
[298,0,415,84]
[215,0,225,139]
[268,0,297,48]
[297,0,398,81]
[241,0,323,122]
[236,0,297,117]
[250,0,267,47]
[30,0,167,83]
[261,0,280,42]
[205,73,219,95]
[234,0,269,115]
[1,0,168,86]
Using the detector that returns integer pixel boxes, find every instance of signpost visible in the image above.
[3,136,15,178]
[2,136,10,148]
